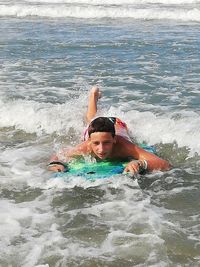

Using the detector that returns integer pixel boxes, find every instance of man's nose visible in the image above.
[98,143,104,151]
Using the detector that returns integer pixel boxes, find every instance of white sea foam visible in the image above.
[0,97,85,136]
[0,3,200,21]
[0,195,65,267]
[0,94,200,156]
[108,107,200,156]
[0,173,171,266]
[20,0,200,5]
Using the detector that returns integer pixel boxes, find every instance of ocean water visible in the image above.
[1,1,200,266]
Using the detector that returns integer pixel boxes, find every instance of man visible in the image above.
[48,86,171,174]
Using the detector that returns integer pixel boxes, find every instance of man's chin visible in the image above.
[97,154,108,160]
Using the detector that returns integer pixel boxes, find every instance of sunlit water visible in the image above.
[0,1,200,266]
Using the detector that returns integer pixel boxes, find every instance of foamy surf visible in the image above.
[0,2,200,22]
[22,0,200,4]
[0,97,85,135]
[0,93,200,156]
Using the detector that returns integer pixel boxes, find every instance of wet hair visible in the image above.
[88,117,115,138]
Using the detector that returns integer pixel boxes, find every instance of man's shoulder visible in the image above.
[116,135,135,146]
[114,136,137,156]
[76,140,90,150]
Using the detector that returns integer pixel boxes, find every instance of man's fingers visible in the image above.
[123,162,140,174]
[124,166,136,174]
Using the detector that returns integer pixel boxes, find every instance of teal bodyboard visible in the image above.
[53,144,156,180]
[54,160,127,180]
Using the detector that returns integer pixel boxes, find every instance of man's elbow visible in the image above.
[162,160,172,171]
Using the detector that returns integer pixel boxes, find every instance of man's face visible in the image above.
[89,132,116,160]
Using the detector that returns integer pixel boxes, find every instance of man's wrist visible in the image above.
[137,159,148,173]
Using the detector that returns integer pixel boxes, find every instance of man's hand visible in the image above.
[123,160,147,174]
[48,164,65,172]
[47,161,68,172]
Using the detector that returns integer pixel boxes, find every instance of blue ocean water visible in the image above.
[0,1,200,266]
